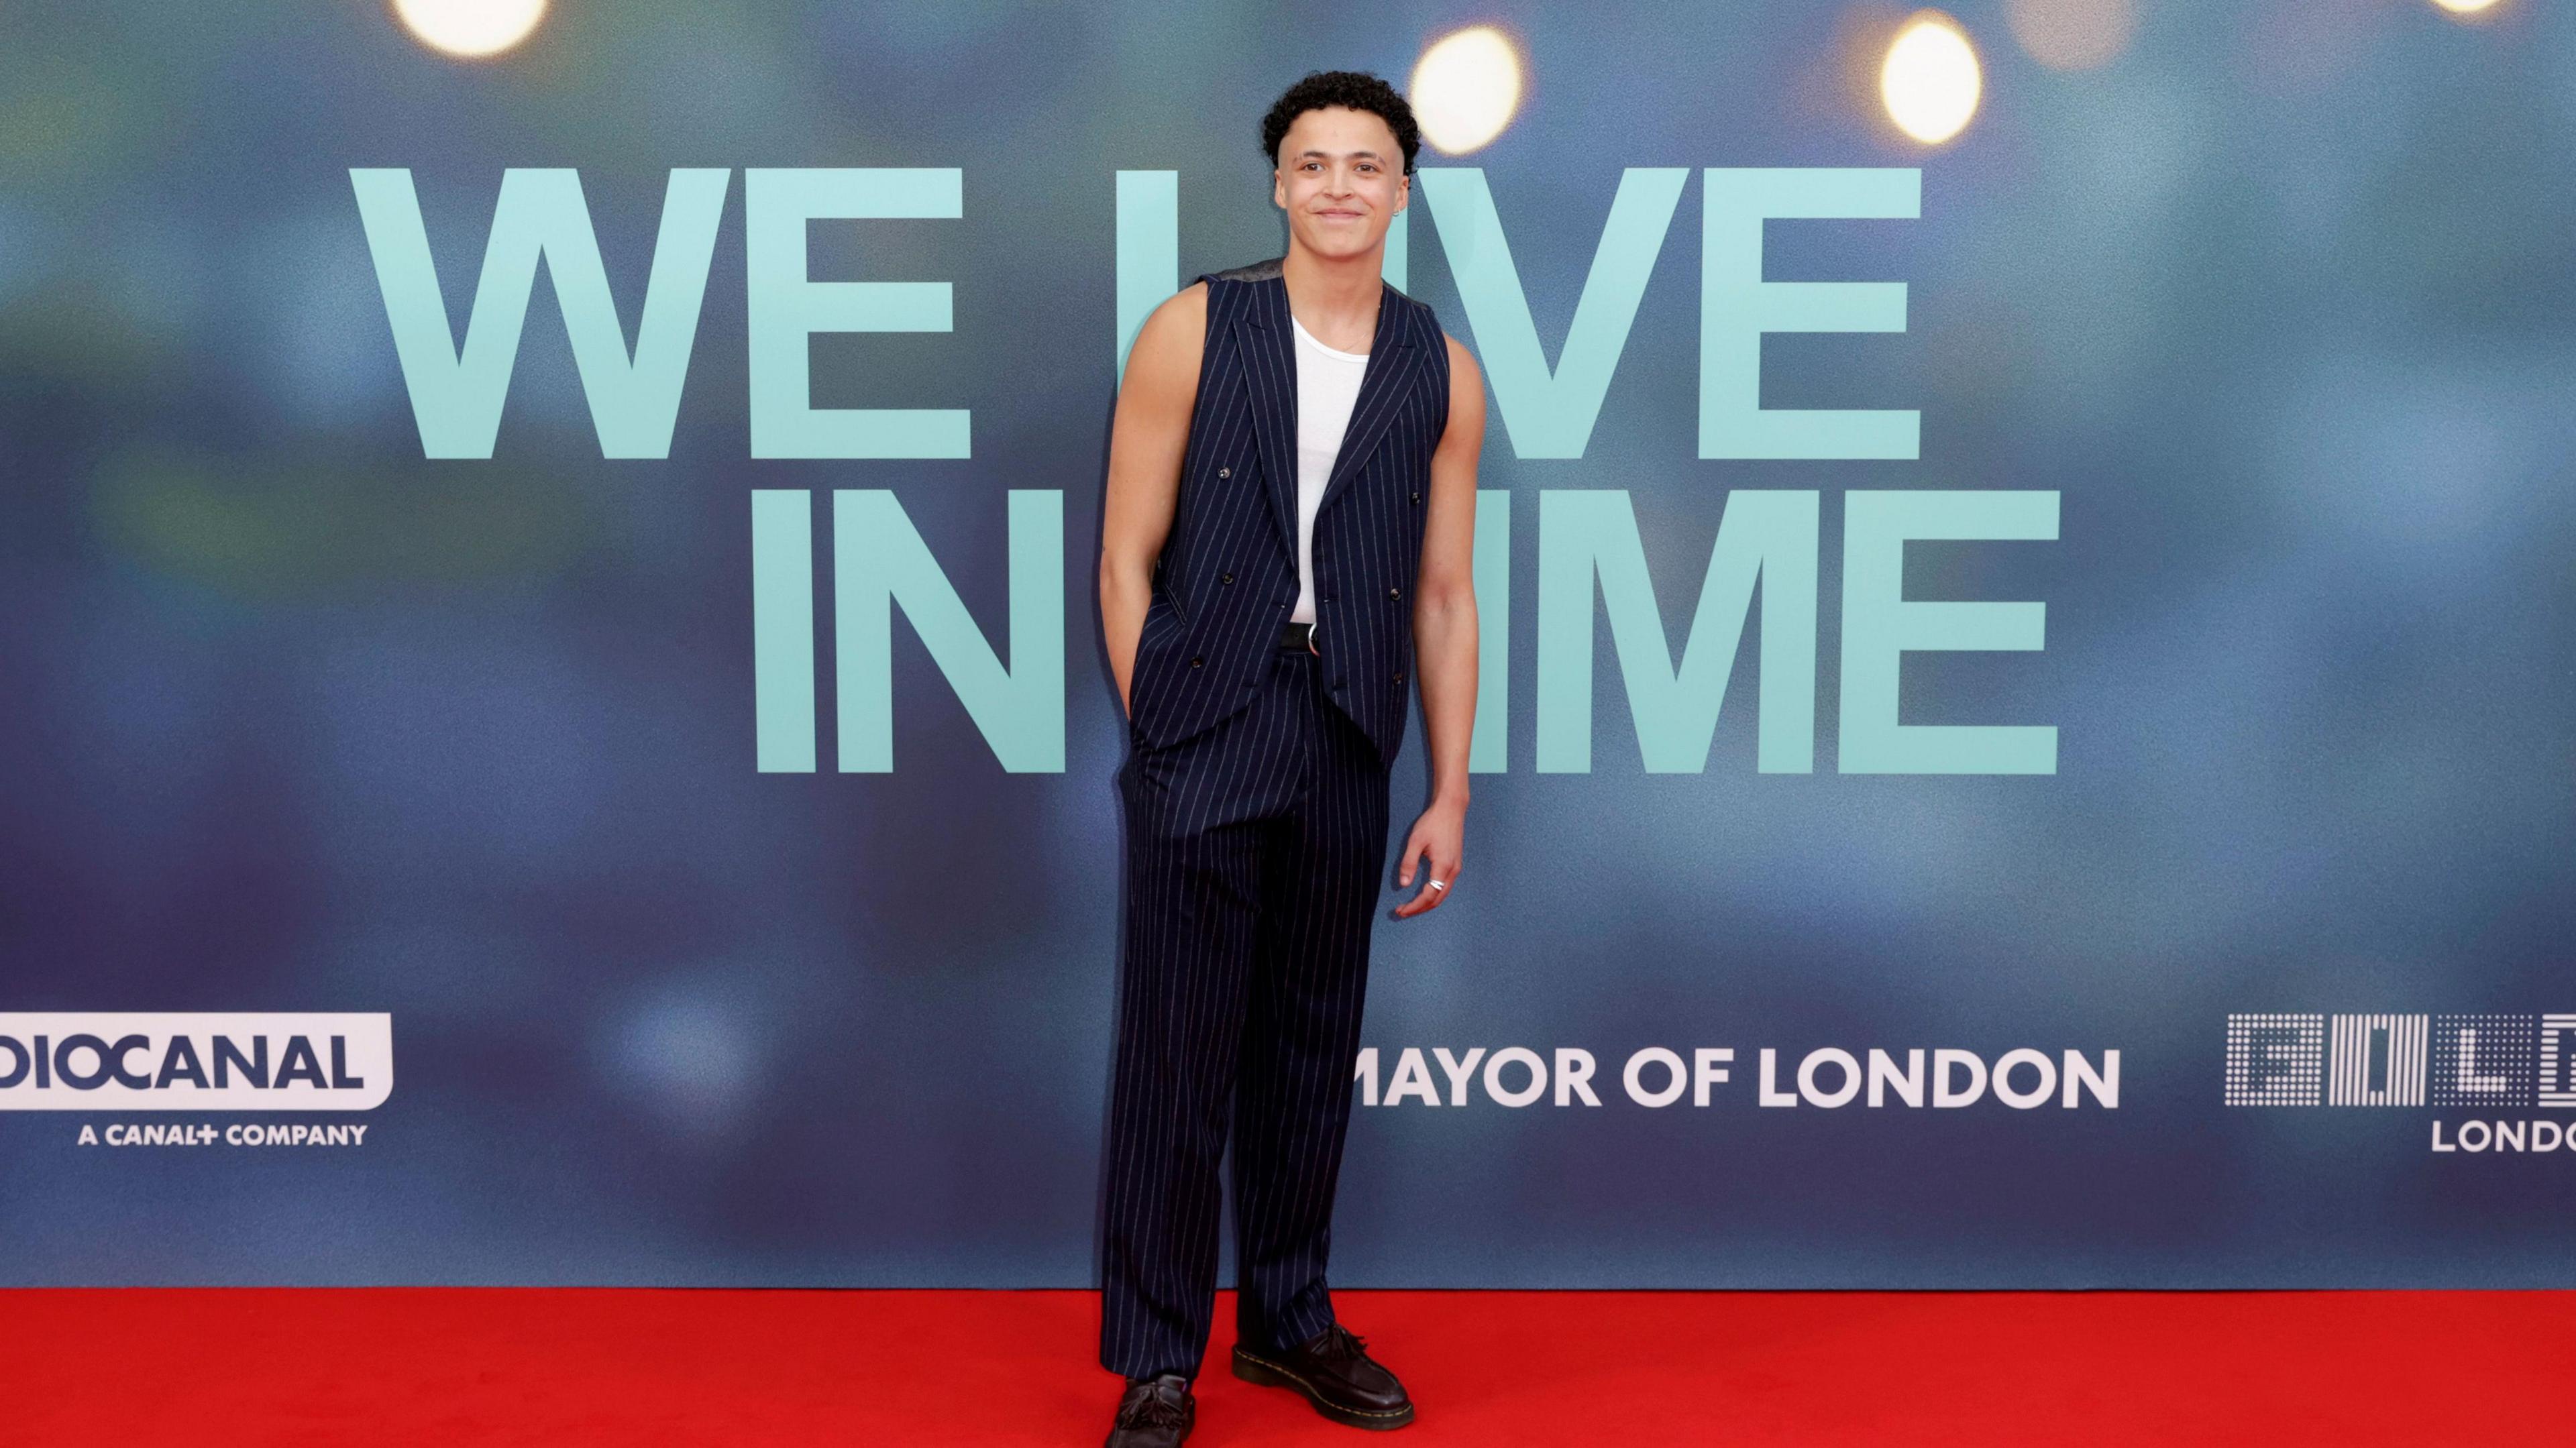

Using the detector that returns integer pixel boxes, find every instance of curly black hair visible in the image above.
[1260,70,1420,176]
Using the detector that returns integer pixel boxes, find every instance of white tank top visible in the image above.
[1289,315,1370,625]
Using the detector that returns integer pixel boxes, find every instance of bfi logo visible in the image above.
[2223,1013,2573,1109]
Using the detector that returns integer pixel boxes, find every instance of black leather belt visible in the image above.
[1276,620,1316,652]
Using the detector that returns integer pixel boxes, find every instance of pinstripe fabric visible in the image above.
[1099,260,1447,1382]
[1100,648,1391,1380]
[1126,259,1450,766]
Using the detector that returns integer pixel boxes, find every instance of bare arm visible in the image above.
[1099,284,1205,716]
[1393,335,1485,919]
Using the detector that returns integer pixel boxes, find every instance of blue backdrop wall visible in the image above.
[3,0,2573,1287]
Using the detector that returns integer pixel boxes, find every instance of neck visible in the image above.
[1281,240,1384,322]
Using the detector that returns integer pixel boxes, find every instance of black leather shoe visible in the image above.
[1232,1323,1415,1430]
[1105,1373,1194,1448]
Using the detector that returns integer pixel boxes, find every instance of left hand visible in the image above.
[1391,797,1465,919]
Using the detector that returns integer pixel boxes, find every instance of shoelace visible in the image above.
[1313,1325,1369,1365]
[1118,1386,1189,1429]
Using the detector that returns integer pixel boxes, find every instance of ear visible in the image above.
[1273,167,1287,211]
[1393,172,1410,215]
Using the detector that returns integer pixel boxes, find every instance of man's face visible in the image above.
[1272,105,1409,263]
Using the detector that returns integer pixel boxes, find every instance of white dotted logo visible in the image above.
[2326,1014,2428,1107]
[2229,1013,2575,1110]
[2428,1014,2534,1109]
[2224,1015,2323,1106]
[2537,1015,2576,1110]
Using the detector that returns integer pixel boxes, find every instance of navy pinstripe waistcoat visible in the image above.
[1126,257,1450,765]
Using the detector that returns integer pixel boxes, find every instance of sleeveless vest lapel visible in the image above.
[1315,284,1424,520]
[1233,279,1301,563]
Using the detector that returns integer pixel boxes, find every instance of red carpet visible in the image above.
[2,1288,2563,1445]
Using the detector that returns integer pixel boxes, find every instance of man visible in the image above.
[1094,70,1485,1447]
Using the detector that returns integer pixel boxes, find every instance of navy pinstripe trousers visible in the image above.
[1099,643,1392,1382]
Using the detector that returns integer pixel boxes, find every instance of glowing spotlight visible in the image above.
[392,0,547,58]
[1880,11,1982,146]
[2429,0,2503,14]
[1410,25,1524,155]
[2006,0,2135,71]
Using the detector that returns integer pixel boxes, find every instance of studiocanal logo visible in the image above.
[0,1013,393,1118]
[2223,1013,2575,1154]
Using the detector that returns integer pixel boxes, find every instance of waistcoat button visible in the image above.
[1388,586,1401,600]
[1218,467,1231,478]
[1221,572,1234,585]
[1411,491,1421,504]
[1394,671,1407,684]
[1190,656,1203,669]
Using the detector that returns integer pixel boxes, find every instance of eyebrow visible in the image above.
[1293,149,1387,162]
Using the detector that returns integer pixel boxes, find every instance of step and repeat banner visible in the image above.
[4,1,2571,1287]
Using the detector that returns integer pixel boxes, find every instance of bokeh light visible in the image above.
[1880,11,1982,145]
[2429,0,2504,15]
[2006,0,2137,70]
[391,0,548,58]
[1410,25,1524,155]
